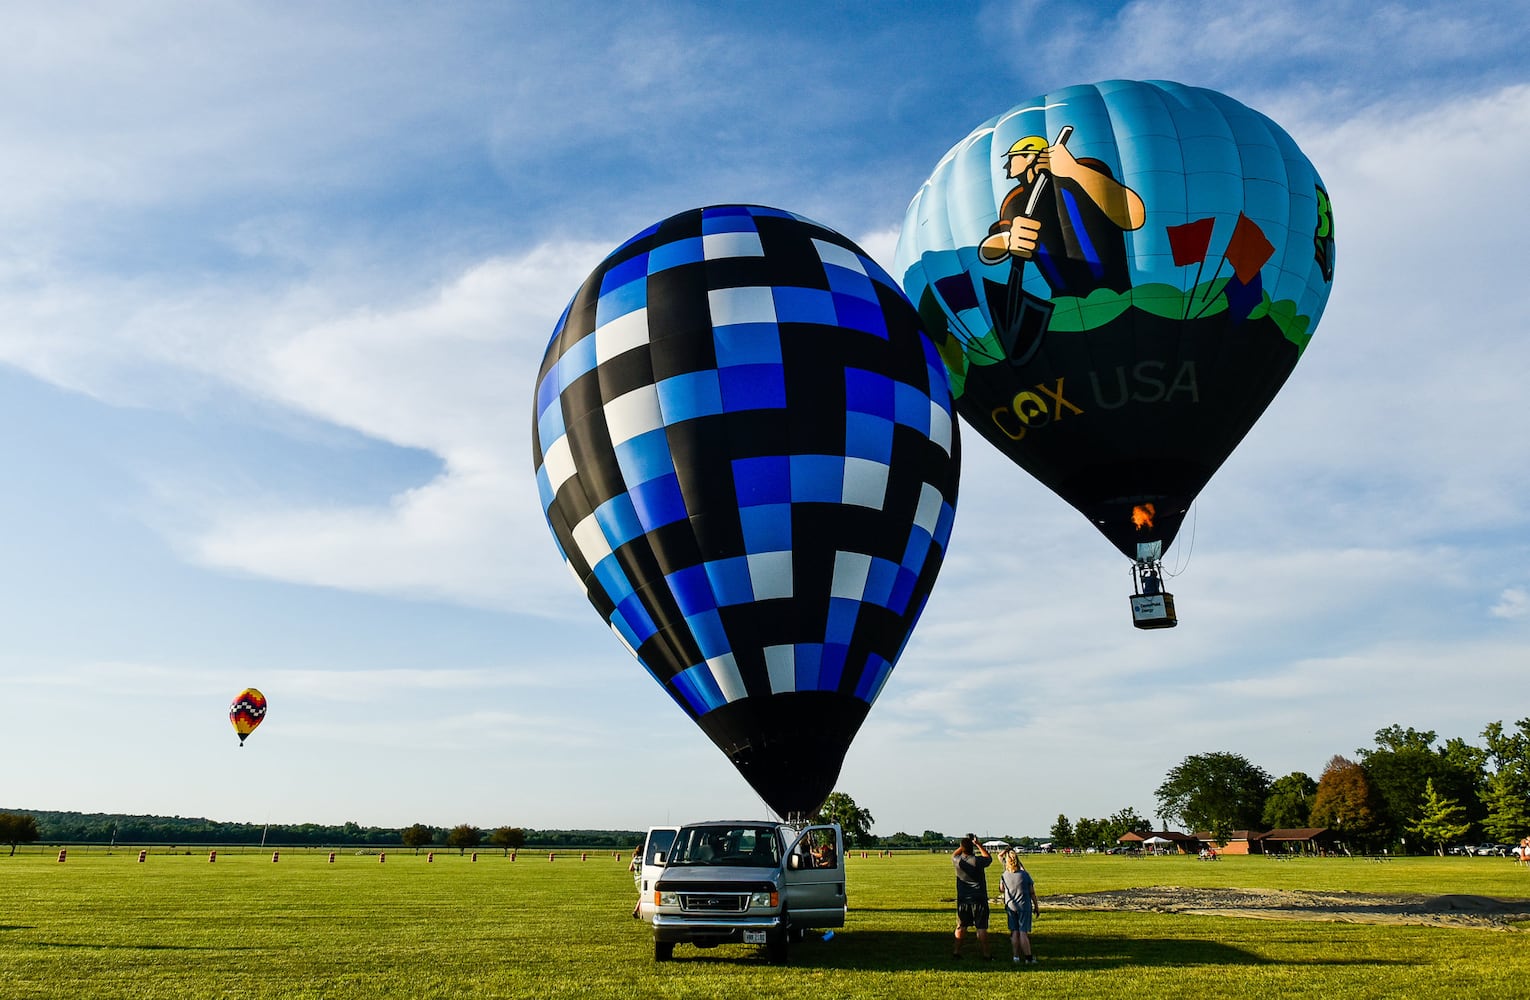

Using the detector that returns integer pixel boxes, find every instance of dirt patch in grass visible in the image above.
[1039,886,1530,929]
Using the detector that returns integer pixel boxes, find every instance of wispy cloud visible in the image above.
[1491,587,1529,620]
[2,2,1527,833]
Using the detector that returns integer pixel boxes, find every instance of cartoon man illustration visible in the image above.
[980,129,1146,299]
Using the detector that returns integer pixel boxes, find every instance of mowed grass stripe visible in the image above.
[2,850,1527,999]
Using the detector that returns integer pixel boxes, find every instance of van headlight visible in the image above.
[656,891,679,906]
[749,890,779,908]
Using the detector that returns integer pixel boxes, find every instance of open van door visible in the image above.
[783,824,845,929]
[633,826,679,922]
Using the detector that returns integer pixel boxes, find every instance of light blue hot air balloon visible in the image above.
[895,80,1334,626]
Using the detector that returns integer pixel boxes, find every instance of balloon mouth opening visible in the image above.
[694,692,871,820]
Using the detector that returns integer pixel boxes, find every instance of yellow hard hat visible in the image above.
[1004,136,1047,157]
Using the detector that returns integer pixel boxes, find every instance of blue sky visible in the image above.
[3,0,1528,838]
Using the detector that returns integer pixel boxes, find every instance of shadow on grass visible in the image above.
[665,931,1415,972]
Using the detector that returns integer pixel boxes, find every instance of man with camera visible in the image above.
[951,834,993,959]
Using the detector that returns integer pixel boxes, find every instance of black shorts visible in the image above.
[956,899,989,930]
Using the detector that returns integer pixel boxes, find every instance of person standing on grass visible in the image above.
[951,835,993,959]
[1001,851,1040,964]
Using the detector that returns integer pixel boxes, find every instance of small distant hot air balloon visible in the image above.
[229,688,267,746]
[533,205,960,819]
[895,80,1336,628]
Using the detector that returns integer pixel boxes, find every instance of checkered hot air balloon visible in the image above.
[229,688,267,746]
[533,205,960,820]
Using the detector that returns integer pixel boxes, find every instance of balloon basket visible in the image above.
[1130,560,1177,629]
[1129,591,1177,629]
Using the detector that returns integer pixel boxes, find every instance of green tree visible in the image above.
[1049,814,1074,850]
[0,813,40,856]
[1409,778,1471,855]
[1482,719,1530,776]
[1369,724,1439,755]
[1310,755,1384,851]
[488,827,526,855]
[1481,770,1530,843]
[1102,807,1151,845]
[445,824,482,855]
[400,823,435,853]
[1358,725,1484,849]
[813,792,875,847]
[1155,752,1273,841]
[1073,817,1103,851]
[1480,719,1530,843]
[1262,772,1318,829]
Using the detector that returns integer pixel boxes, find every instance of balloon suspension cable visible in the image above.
[1163,502,1197,579]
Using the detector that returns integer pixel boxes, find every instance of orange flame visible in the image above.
[1131,504,1156,531]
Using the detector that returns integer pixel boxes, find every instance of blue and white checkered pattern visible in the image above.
[533,206,960,724]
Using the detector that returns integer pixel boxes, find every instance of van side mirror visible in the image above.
[652,853,666,866]
[787,854,802,870]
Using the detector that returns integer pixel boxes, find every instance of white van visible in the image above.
[641,820,845,963]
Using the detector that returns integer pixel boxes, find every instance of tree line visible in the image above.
[1139,719,1530,854]
[0,796,1024,855]
[0,810,641,852]
[1046,808,1154,852]
[12,718,1521,858]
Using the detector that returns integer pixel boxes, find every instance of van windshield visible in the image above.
[667,825,782,867]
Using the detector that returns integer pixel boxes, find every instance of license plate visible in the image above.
[743,930,766,944]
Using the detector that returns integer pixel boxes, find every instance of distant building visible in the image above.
[1192,828,1335,855]
[1116,830,1202,854]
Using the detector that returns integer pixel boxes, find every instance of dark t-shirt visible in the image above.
[991,159,1133,297]
[953,852,992,902]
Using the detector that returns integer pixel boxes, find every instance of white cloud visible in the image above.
[990,0,1530,114]
[2,2,1529,836]
[1491,587,1529,620]
[0,235,612,613]
[0,2,528,224]
[7,659,555,699]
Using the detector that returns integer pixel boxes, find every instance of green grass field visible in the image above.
[3,848,1528,999]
